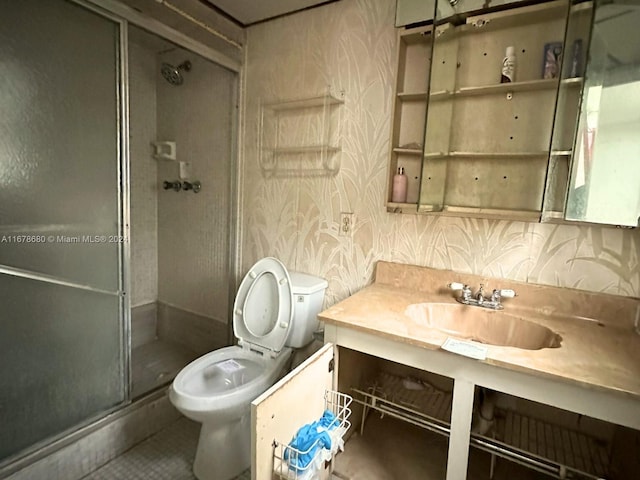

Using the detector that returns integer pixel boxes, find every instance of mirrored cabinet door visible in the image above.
[563,0,640,227]
[542,1,594,222]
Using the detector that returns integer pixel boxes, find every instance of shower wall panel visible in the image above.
[156,50,235,326]
[129,41,159,308]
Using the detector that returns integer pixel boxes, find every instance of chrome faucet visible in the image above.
[448,282,516,310]
[476,284,485,305]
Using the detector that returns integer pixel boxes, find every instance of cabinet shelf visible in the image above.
[424,151,549,159]
[550,149,572,156]
[429,78,584,102]
[429,89,453,100]
[397,91,429,101]
[418,204,542,222]
[387,202,419,214]
[561,77,584,87]
[429,79,561,102]
[393,147,423,155]
[545,210,565,219]
[457,79,558,96]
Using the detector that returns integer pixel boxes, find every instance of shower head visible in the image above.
[160,60,191,86]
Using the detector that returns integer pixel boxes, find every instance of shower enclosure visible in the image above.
[128,25,235,398]
[0,0,238,468]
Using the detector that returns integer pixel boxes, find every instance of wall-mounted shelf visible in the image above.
[259,90,344,178]
[266,146,341,154]
[151,141,176,161]
[262,94,344,111]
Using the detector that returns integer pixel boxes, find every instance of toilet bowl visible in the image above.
[169,257,328,480]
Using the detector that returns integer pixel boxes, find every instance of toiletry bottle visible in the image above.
[543,42,563,79]
[391,167,408,203]
[570,39,583,78]
[501,46,516,83]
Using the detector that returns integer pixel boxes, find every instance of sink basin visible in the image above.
[404,303,562,350]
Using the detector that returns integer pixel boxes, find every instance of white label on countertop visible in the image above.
[441,337,487,360]
[216,359,244,373]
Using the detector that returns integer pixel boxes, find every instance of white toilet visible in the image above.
[169,257,328,480]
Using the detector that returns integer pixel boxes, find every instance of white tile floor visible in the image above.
[81,417,250,480]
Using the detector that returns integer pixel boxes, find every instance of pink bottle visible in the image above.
[391,167,408,203]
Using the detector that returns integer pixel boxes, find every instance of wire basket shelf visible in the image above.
[272,390,352,480]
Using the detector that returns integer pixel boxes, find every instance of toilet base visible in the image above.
[193,413,251,480]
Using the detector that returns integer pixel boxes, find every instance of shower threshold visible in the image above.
[131,339,199,398]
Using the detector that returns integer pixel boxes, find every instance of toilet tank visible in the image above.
[287,272,328,348]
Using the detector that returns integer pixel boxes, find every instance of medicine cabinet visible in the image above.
[417,0,572,221]
[389,0,639,227]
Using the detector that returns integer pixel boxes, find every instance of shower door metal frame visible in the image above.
[75,0,133,408]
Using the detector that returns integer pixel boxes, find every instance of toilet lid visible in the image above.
[233,257,293,354]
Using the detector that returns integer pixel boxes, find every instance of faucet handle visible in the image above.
[491,289,516,303]
[497,289,516,298]
[448,282,465,290]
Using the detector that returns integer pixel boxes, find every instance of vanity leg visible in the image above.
[446,378,475,480]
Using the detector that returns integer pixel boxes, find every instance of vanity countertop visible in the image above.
[319,262,640,400]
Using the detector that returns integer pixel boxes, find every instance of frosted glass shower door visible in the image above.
[0,0,127,461]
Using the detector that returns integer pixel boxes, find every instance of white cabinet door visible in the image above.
[251,343,336,480]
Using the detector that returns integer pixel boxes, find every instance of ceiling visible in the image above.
[202,0,336,26]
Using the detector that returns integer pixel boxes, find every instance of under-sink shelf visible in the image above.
[352,372,610,480]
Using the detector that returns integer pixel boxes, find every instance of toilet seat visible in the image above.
[233,257,293,357]
[170,345,291,415]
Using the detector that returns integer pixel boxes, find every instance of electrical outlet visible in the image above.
[339,212,354,237]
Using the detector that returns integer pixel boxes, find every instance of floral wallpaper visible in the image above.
[240,0,639,306]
